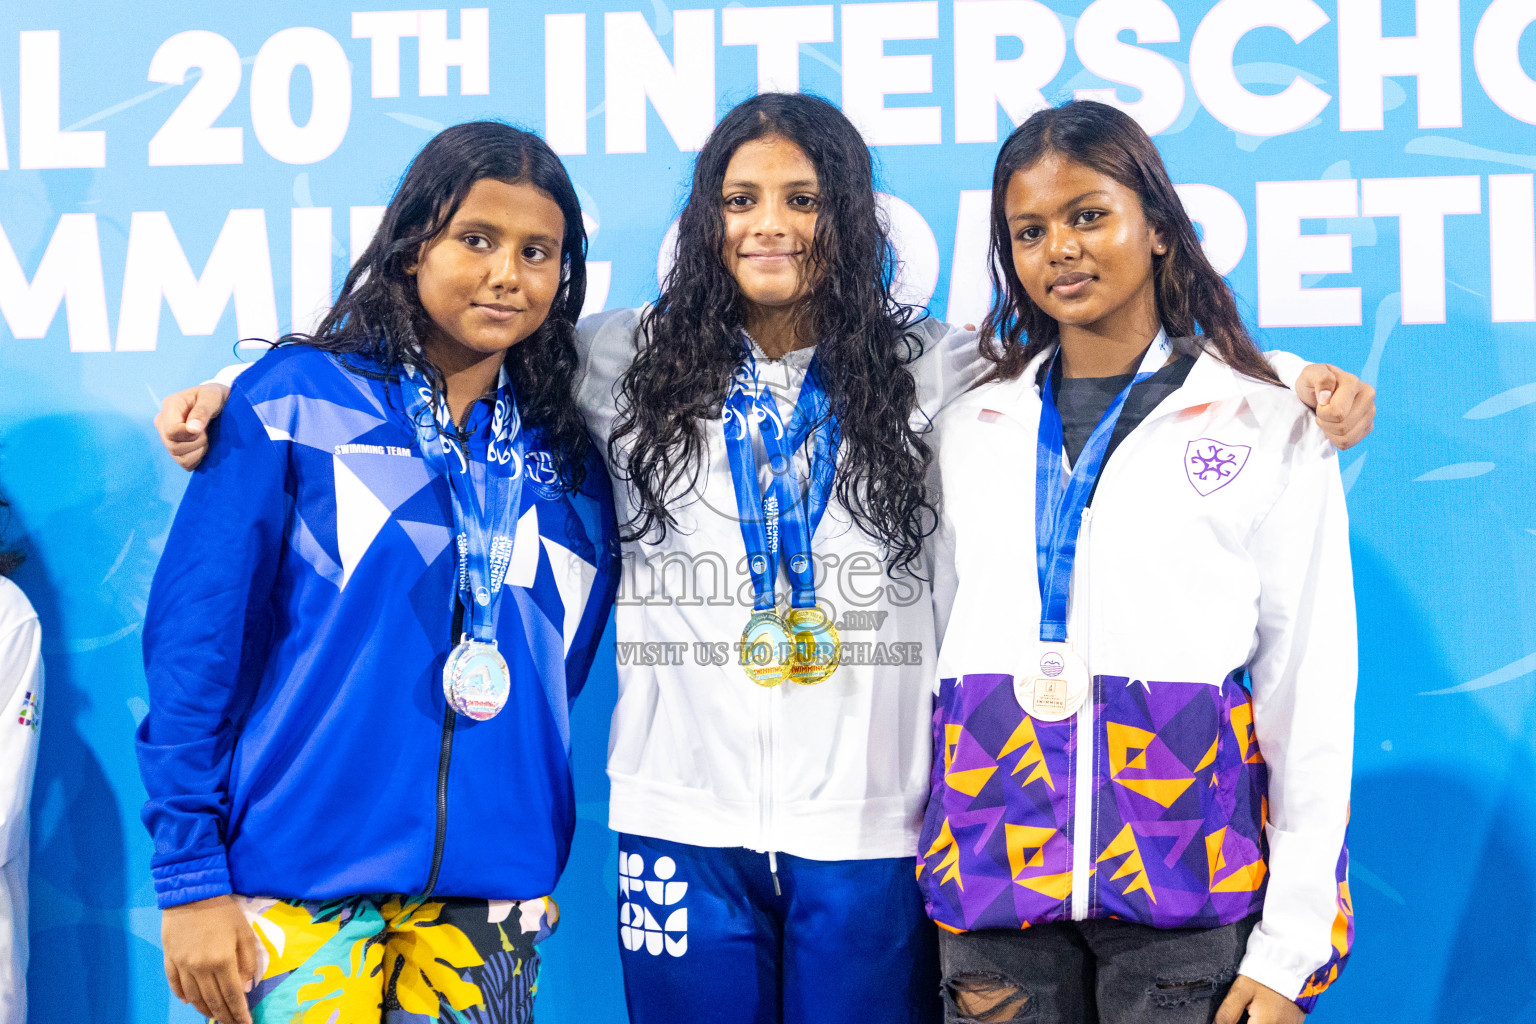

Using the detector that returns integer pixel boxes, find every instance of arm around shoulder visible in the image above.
[573,307,646,440]
[912,319,991,419]
[1262,350,1376,450]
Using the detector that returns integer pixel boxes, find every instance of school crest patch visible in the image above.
[1184,439,1251,496]
[523,449,565,501]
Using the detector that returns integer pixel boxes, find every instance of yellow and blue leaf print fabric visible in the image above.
[235,893,556,1023]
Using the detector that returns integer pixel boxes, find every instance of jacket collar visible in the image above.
[981,336,1276,425]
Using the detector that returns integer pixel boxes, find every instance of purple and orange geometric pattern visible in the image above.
[1296,844,1354,1013]
[918,670,1352,1007]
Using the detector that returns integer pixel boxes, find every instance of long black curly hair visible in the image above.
[284,121,591,486]
[610,93,935,573]
[980,101,1281,388]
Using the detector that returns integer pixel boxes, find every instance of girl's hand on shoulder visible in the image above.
[1295,363,1375,450]
[1215,974,1306,1024]
[162,894,258,1024]
[155,383,231,471]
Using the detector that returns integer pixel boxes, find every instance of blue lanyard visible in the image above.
[1035,332,1171,643]
[401,368,526,643]
[722,346,840,611]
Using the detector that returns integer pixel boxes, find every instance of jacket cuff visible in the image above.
[208,363,252,389]
[1262,349,1309,391]
[1238,935,1312,1012]
[152,852,233,909]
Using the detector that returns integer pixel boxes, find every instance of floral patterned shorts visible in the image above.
[234,893,557,1023]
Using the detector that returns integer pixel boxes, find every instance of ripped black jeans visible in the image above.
[938,913,1259,1024]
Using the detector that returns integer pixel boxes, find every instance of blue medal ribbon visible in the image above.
[1035,331,1171,643]
[401,368,526,644]
[722,343,840,612]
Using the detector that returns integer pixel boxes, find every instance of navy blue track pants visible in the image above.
[617,833,942,1024]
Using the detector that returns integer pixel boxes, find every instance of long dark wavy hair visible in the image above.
[285,121,591,486]
[610,93,935,573]
[980,101,1280,387]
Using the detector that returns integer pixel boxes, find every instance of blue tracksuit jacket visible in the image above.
[136,344,619,909]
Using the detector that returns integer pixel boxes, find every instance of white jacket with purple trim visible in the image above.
[921,339,1355,1011]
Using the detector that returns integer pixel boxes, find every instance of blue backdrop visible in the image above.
[2,1,1535,1020]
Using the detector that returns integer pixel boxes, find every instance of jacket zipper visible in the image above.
[424,428,471,897]
[1058,364,1158,920]
[768,687,781,896]
[762,684,780,895]
[1069,506,1095,921]
[422,600,461,896]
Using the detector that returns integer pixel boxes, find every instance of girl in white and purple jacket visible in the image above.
[919,100,1355,1024]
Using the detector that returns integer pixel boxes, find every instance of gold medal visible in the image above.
[739,609,793,687]
[785,606,841,685]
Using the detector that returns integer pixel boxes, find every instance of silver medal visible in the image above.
[443,639,512,721]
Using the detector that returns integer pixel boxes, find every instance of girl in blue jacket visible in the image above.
[136,122,619,1024]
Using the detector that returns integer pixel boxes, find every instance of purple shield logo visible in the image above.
[1184,438,1251,496]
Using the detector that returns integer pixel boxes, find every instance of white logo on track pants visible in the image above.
[619,851,689,956]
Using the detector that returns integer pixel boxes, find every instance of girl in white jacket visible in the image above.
[918,101,1355,1024]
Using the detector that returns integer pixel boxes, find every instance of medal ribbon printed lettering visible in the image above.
[1022,331,1172,720]
[722,341,842,686]
[402,368,525,721]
